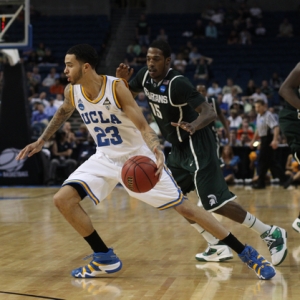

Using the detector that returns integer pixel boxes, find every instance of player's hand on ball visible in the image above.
[153,147,164,178]
[171,121,196,135]
[116,63,134,81]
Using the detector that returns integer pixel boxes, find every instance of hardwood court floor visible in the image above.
[0,185,299,300]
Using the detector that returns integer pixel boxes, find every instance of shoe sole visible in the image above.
[72,261,123,278]
[273,230,288,266]
[195,256,233,262]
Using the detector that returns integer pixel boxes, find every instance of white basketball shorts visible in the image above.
[63,145,185,210]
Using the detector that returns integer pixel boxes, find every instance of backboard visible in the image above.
[0,0,31,49]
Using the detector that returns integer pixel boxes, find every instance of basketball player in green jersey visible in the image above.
[279,62,300,232]
[116,40,287,266]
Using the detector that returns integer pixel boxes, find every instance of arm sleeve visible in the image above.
[128,66,148,93]
[170,76,206,108]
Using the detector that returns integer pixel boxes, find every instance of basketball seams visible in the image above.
[121,155,159,193]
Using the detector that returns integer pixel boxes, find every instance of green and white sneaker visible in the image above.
[292,218,300,233]
[195,241,233,262]
[261,226,287,266]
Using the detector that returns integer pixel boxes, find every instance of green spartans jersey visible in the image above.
[129,67,206,146]
[279,86,300,153]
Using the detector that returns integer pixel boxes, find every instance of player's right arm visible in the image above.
[279,62,300,109]
[16,85,75,160]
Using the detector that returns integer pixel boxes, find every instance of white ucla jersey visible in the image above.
[70,75,145,158]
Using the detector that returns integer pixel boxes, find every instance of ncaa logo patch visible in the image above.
[160,85,166,93]
[78,99,85,111]
[0,148,26,172]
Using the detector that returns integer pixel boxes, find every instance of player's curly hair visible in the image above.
[149,40,171,58]
[66,44,99,69]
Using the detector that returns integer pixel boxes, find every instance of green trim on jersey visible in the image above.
[129,66,206,145]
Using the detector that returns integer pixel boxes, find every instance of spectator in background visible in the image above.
[192,19,205,39]
[136,13,151,45]
[228,108,243,130]
[255,22,266,36]
[240,132,252,146]
[249,87,268,104]
[217,127,228,146]
[249,2,263,19]
[47,131,77,186]
[42,67,60,87]
[194,57,209,82]
[201,5,215,20]
[222,78,243,95]
[211,9,224,26]
[135,45,147,65]
[239,28,252,45]
[221,145,240,184]
[32,66,41,86]
[29,91,50,109]
[173,53,187,74]
[156,28,168,42]
[36,42,46,63]
[53,93,64,108]
[245,79,257,96]
[222,87,240,109]
[124,45,137,67]
[135,91,150,120]
[26,51,39,67]
[62,121,76,147]
[205,21,218,38]
[188,46,202,65]
[229,129,242,147]
[277,18,294,37]
[245,18,255,35]
[45,98,57,120]
[39,48,57,66]
[179,40,193,62]
[207,81,222,97]
[50,78,65,95]
[31,102,49,125]
[237,118,254,140]
[269,72,283,92]
[127,39,141,56]
[227,30,239,45]
[261,80,274,104]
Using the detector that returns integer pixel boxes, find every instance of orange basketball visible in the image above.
[121,155,159,193]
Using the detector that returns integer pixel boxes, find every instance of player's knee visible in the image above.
[174,203,195,220]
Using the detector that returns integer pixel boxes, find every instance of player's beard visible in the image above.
[71,69,83,85]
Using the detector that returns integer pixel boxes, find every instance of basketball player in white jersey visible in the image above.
[17,44,275,280]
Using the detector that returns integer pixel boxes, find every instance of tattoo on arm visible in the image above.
[40,85,75,141]
[141,130,161,152]
[40,106,74,141]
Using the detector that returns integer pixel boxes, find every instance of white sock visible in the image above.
[242,212,271,235]
[190,223,219,245]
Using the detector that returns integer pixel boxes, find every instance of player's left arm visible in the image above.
[171,79,216,134]
[115,81,164,176]
[279,62,300,109]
